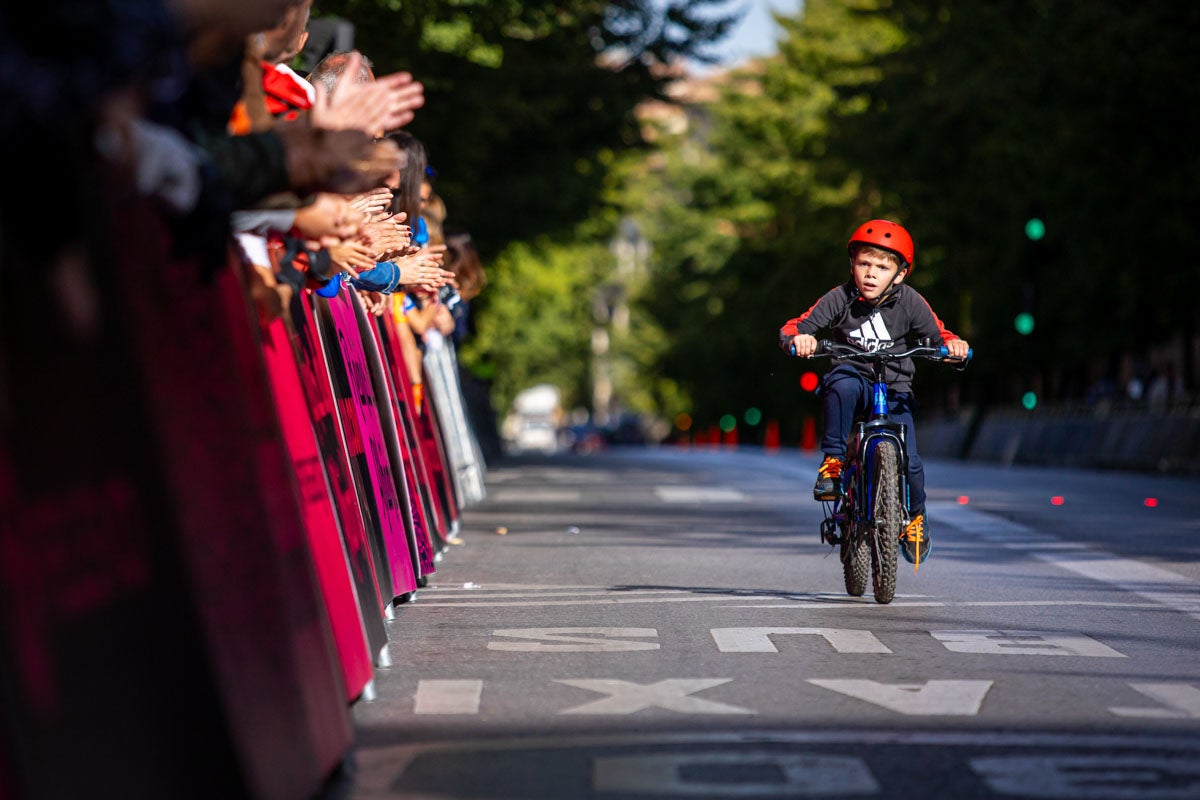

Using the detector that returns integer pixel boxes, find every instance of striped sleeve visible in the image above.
[779,285,847,350]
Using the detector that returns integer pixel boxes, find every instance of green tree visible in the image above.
[315,0,740,257]
[460,236,611,418]
[619,0,909,437]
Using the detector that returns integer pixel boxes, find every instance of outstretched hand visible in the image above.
[347,188,393,221]
[310,51,425,134]
[275,121,404,195]
[394,252,454,292]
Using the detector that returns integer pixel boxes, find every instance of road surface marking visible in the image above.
[592,752,878,796]
[931,630,1125,657]
[808,679,993,715]
[727,599,1160,609]
[711,627,892,654]
[655,486,747,503]
[556,678,754,715]
[971,755,1200,798]
[488,489,582,502]
[349,729,1200,796]
[403,595,771,608]
[1110,683,1200,719]
[414,680,483,714]
[489,628,660,652]
[429,588,691,600]
[930,502,1200,620]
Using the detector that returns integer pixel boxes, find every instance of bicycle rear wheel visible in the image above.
[870,440,902,604]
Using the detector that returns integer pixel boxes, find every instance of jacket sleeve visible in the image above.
[778,285,847,351]
[905,287,960,345]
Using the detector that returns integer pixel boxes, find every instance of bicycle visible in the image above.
[792,339,972,604]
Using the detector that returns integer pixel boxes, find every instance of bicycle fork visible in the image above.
[820,425,911,549]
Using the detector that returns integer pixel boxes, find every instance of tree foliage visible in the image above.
[619,0,1200,437]
[314,0,740,256]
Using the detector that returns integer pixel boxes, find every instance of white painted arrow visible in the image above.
[808,679,993,715]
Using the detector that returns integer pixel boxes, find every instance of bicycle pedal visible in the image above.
[819,519,841,546]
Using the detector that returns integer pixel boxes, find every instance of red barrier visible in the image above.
[0,193,352,798]
[765,419,781,452]
[801,416,817,451]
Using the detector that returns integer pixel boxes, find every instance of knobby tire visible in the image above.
[841,516,869,597]
[840,489,868,594]
[870,440,901,604]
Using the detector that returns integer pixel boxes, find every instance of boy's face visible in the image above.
[851,251,906,302]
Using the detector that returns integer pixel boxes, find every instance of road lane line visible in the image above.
[930,502,1200,620]
[414,680,483,714]
[655,487,747,503]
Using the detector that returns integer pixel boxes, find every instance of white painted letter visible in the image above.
[931,630,1124,657]
[711,627,891,654]
[556,679,754,715]
[489,627,659,652]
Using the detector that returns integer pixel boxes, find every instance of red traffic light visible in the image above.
[800,371,819,392]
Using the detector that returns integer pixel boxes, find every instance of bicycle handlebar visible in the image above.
[789,339,973,363]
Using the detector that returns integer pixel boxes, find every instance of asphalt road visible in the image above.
[339,447,1200,800]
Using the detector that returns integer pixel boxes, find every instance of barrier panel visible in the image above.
[407,336,461,538]
[417,363,464,532]
[0,195,351,798]
[423,334,488,505]
[374,309,450,555]
[289,290,391,664]
[260,308,375,703]
[353,292,438,578]
[315,291,420,604]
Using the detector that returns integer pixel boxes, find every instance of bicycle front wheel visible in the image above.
[869,440,902,604]
[841,521,869,597]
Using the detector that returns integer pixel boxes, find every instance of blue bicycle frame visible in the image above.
[834,379,911,540]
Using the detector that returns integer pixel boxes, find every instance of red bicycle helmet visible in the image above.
[847,220,914,269]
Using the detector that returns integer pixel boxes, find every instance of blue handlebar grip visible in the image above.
[789,343,797,357]
[938,345,973,360]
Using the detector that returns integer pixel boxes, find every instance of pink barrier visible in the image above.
[317,291,419,601]
[358,305,439,577]
[292,291,393,638]
[376,312,451,548]
[261,315,374,702]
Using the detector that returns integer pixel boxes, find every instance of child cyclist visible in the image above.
[779,220,970,565]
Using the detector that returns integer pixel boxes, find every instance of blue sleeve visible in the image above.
[348,261,402,293]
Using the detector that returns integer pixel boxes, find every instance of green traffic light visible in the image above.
[1014,312,1035,335]
[1022,391,1038,410]
[1025,217,1046,241]
[743,407,762,426]
[719,414,737,433]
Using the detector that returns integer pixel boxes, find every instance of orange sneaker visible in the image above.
[901,513,931,566]
[813,455,843,500]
